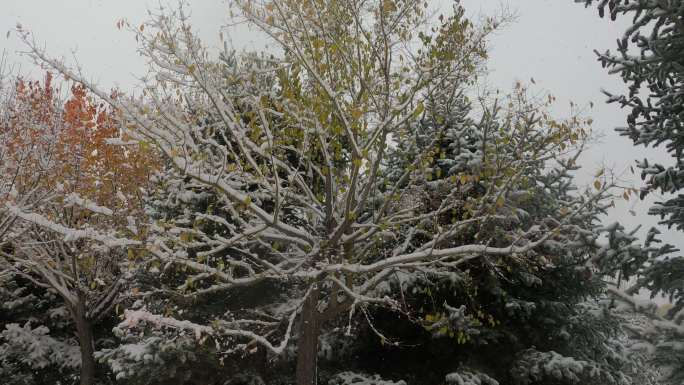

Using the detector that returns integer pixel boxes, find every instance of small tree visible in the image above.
[0,73,156,385]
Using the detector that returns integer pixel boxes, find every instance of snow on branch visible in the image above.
[120,302,300,356]
[6,203,139,248]
[607,285,684,336]
[63,193,113,216]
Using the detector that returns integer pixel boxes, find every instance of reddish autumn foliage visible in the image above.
[1,72,157,217]
[1,72,60,194]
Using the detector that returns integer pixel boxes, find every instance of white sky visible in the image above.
[1,0,679,251]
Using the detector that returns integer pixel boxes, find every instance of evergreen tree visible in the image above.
[580,1,684,383]
[0,271,82,385]
[316,84,655,385]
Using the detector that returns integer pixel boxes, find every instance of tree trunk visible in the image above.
[295,285,320,385]
[73,300,96,385]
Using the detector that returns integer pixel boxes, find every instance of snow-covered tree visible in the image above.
[579,1,684,383]
[311,84,657,384]
[0,73,156,385]
[15,1,645,384]
[0,72,84,384]
[0,270,84,385]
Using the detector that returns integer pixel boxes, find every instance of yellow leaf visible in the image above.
[414,102,424,117]
[382,0,397,13]
[594,180,602,190]
[312,38,325,50]
[351,108,362,120]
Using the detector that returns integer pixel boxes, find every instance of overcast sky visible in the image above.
[1,0,679,250]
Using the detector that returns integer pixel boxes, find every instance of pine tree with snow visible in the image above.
[314,83,656,385]
[0,271,82,384]
[580,1,684,383]
[96,163,286,384]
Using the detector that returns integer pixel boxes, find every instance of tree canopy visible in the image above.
[0,1,671,384]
